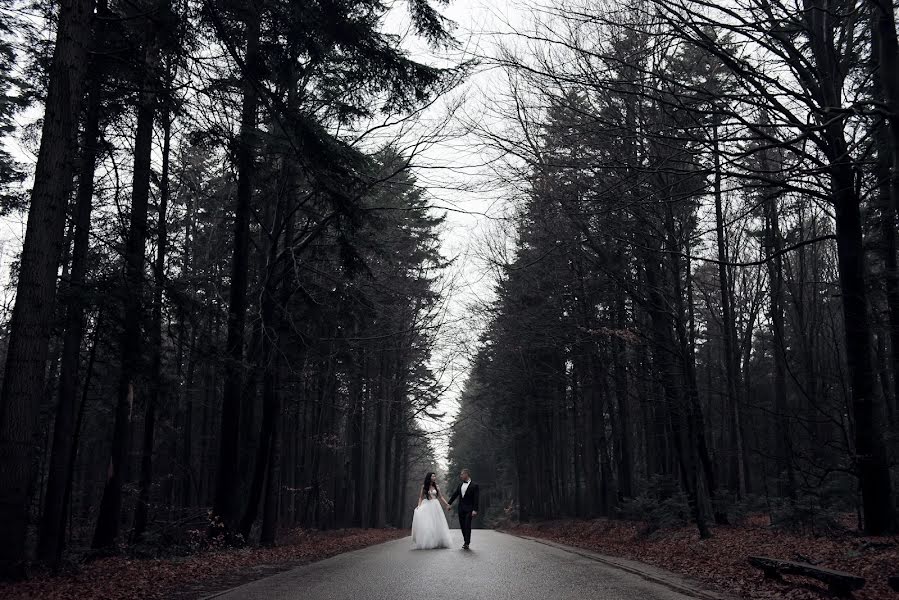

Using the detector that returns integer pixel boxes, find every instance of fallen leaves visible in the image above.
[0,528,405,600]
[505,517,898,600]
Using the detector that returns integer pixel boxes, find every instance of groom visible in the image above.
[447,468,479,549]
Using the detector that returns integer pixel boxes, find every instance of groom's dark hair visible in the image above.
[461,468,470,476]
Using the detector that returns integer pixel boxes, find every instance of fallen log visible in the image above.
[748,556,865,596]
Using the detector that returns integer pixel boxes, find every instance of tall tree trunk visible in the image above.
[239,199,282,541]
[176,182,197,508]
[832,159,896,534]
[350,350,364,527]
[92,21,161,548]
[613,290,633,499]
[711,123,746,498]
[64,316,102,542]
[573,256,599,513]
[571,356,587,516]
[873,129,899,427]
[36,15,106,561]
[258,337,282,545]
[644,254,711,539]
[373,353,390,528]
[760,139,796,502]
[803,0,895,533]
[213,5,261,537]
[870,0,899,430]
[359,358,373,527]
[590,354,614,515]
[132,94,173,541]
[261,170,296,544]
[394,427,408,527]
[664,202,726,525]
[0,0,94,575]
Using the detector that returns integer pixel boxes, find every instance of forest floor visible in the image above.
[0,528,405,599]
[504,517,898,599]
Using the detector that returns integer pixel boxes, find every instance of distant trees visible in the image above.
[451,0,897,537]
[0,0,457,576]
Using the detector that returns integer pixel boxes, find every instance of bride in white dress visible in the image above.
[411,472,453,549]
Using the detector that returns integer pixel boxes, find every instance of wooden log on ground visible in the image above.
[748,556,865,596]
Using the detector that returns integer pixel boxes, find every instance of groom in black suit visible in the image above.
[447,468,479,549]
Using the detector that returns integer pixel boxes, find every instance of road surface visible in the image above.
[209,530,714,599]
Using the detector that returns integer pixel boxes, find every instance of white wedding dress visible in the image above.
[411,488,453,549]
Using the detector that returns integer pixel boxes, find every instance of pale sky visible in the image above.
[388,0,534,463]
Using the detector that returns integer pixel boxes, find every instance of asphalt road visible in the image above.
[209,530,706,600]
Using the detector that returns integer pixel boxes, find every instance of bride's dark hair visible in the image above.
[421,472,439,498]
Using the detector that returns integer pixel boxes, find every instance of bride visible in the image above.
[411,472,453,549]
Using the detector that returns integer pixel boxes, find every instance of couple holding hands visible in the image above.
[411,468,479,550]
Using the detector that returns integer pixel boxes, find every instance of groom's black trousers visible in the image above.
[459,510,473,545]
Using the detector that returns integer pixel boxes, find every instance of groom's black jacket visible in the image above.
[448,482,480,513]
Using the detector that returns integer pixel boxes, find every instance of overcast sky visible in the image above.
[388,0,536,464]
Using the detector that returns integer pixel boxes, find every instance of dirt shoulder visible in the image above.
[0,528,406,600]
[502,518,897,599]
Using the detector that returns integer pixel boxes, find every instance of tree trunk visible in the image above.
[176,182,197,508]
[571,355,587,516]
[711,123,746,499]
[874,128,899,427]
[239,201,283,541]
[613,290,633,499]
[589,354,614,515]
[870,0,899,430]
[92,27,160,548]
[350,351,364,527]
[260,160,299,540]
[643,252,711,539]
[761,143,796,502]
[259,343,282,545]
[373,354,390,528]
[573,256,599,513]
[831,160,897,534]
[395,429,408,527]
[213,5,261,537]
[132,94,173,541]
[664,201,726,526]
[0,0,94,575]
[803,0,895,533]
[36,18,105,562]
[64,315,102,542]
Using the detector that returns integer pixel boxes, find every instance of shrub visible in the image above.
[617,475,691,535]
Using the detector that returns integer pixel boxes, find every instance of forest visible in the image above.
[0,0,458,577]
[1,0,899,594]
[449,0,899,541]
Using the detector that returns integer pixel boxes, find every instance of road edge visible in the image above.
[504,532,738,600]
[197,534,411,600]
